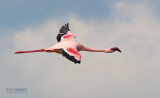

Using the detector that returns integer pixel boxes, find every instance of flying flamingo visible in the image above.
[14,23,121,64]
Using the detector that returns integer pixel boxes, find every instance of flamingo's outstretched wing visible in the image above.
[60,47,81,64]
[56,23,75,42]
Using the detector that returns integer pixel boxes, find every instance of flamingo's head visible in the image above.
[111,47,121,53]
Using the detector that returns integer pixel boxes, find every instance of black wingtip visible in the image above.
[65,23,69,28]
[63,23,70,30]
[57,23,70,42]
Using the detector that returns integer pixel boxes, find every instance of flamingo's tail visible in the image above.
[14,49,45,54]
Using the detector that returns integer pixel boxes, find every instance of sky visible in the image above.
[1,0,160,98]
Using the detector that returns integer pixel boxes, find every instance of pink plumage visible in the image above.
[14,23,121,64]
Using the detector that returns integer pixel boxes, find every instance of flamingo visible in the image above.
[14,23,121,64]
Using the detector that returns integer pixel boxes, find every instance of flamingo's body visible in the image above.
[15,23,121,64]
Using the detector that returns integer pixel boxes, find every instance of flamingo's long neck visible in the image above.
[14,49,45,54]
[80,46,105,52]
[84,47,105,52]
[80,46,113,53]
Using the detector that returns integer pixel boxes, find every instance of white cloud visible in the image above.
[1,1,160,98]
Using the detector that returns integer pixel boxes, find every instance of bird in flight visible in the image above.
[14,23,121,64]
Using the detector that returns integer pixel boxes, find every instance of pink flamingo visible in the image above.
[14,23,121,64]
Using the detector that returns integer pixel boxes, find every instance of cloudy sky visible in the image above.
[1,0,160,98]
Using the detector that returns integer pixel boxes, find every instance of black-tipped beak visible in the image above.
[117,48,122,53]
[111,47,122,53]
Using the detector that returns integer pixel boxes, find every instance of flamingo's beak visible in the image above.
[116,48,121,53]
[111,47,122,53]
[117,49,122,53]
